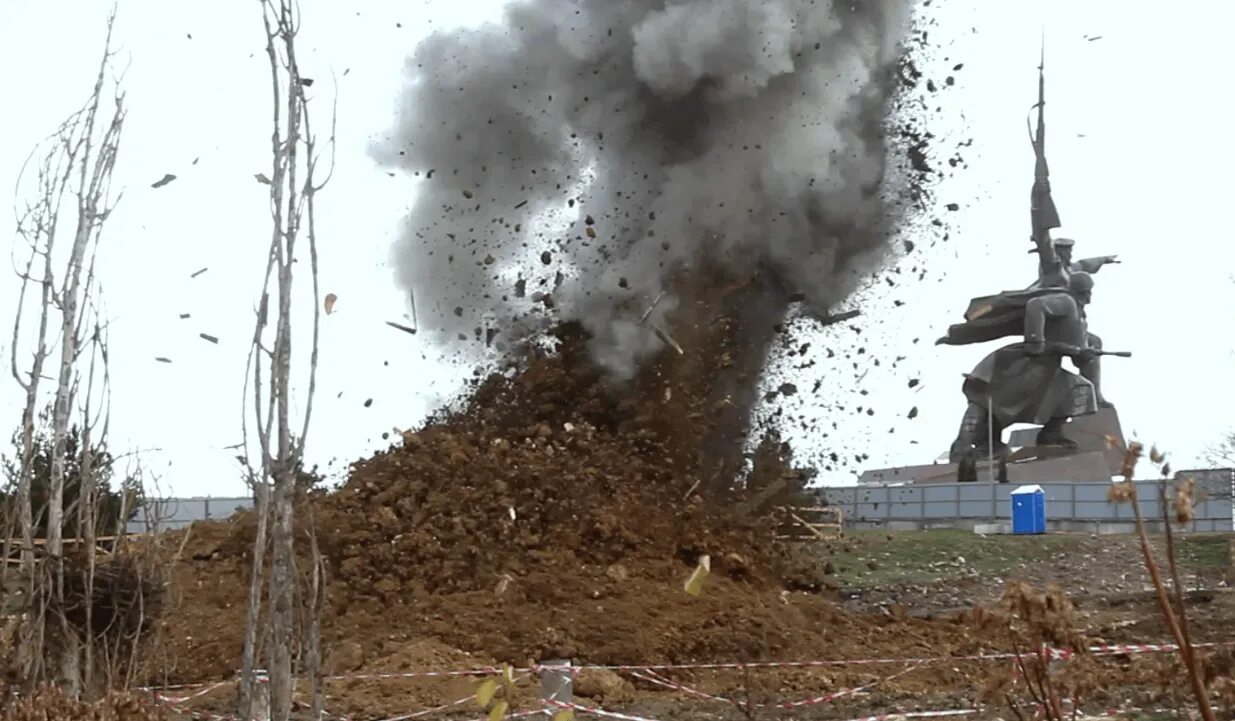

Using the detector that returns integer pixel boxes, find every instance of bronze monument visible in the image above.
[935,52,1131,482]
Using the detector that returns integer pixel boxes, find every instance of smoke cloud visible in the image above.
[372,0,918,378]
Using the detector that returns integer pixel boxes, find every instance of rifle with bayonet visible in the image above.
[1028,40,1062,261]
[1027,342,1132,359]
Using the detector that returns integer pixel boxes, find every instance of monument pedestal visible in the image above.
[859,407,1128,486]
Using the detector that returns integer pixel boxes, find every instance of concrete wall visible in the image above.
[126,496,254,533]
[811,481,1233,533]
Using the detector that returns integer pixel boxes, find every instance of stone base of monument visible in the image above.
[973,522,1013,535]
[858,407,1129,486]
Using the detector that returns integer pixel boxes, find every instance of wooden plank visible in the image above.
[774,506,843,541]
[735,476,792,518]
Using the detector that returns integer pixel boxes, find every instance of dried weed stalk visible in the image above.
[1107,442,1218,721]
[973,581,1093,721]
[0,684,164,721]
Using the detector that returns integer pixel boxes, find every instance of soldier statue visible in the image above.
[946,271,1101,466]
[1026,236,1118,406]
[936,48,1129,478]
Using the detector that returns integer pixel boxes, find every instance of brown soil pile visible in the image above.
[156,317,990,687]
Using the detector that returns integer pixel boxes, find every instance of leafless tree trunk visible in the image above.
[301,495,327,720]
[76,319,111,694]
[238,1,333,719]
[237,474,271,719]
[7,7,124,695]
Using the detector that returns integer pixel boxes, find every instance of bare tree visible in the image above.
[1205,431,1234,469]
[7,7,125,695]
[237,0,334,719]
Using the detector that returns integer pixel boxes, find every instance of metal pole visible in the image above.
[987,395,996,484]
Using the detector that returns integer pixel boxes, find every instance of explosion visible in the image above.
[372,0,925,381]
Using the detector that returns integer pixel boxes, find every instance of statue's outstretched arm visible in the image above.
[1073,255,1120,273]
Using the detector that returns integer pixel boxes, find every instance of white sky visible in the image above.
[1,0,1232,497]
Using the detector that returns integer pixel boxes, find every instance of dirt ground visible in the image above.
[127,314,1235,720]
[152,528,1234,721]
[111,321,1235,721]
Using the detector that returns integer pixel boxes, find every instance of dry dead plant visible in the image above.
[6,5,126,697]
[973,581,1092,721]
[237,0,335,719]
[0,684,164,721]
[1107,441,1218,721]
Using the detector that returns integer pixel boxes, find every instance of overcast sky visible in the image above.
[1,0,1232,497]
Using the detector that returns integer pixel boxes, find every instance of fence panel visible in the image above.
[807,481,1232,530]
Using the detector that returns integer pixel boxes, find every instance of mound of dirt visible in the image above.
[156,320,991,686]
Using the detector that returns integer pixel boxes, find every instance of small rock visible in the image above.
[327,640,365,673]
[574,669,633,703]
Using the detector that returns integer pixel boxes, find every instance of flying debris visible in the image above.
[199,333,219,344]
[369,0,924,382]
[811,309,861,328]
[154,357,172,364]
[386,320,417,336]
[179,313,191,319]
[151,174,177,189]
[190,267,208,279]
[325,293,338,314]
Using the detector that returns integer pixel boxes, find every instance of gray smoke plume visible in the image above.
[372,0,918,378]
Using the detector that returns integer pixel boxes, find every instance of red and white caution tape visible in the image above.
[155,679,233,705]
[839,711,976,721]
[138,637,1228,691]
[367,693,479,721]
[324,666,505,681]
[771,661,925,709]
[628,670,732,704]
[546,698,666,721]
[631,662,919,710]
[559,639,1234,673]
[1076,640,1228,658]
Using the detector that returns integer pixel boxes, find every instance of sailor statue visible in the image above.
[935,49,1130,477]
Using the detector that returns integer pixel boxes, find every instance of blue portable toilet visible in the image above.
[1010,484,1047,534]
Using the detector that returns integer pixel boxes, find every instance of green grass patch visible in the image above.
[821,530,1233,589]
[822,529,1087,587]
[1176,533,1232,568]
